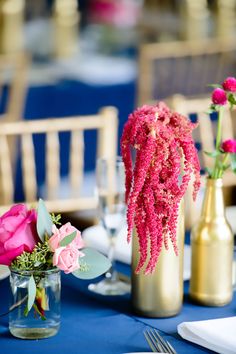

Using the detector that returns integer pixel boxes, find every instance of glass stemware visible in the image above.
[88,156,130,295]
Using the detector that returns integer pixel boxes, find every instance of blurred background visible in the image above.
[0,0,235,228]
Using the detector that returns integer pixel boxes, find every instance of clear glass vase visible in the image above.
[9,268,61,339]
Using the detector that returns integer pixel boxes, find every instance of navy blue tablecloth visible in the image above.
[1,262,235,354]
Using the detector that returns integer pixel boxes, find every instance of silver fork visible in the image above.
[143,329,177,353]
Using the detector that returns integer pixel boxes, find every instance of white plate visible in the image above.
[0,265,10,280]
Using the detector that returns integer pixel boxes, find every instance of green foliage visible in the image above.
[207,84,222,89]
[59,231,77,247]
[11,241,53,271]
[27,275,36,312]
[37,199,53,242]
[204,150,221,158]
[51,213,62,226]
[73,248,111,280]
[228,93,236,109]
[231,154,236,173]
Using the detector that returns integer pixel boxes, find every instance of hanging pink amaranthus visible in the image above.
[121,102,200,274]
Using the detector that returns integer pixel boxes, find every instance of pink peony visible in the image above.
[0,204,39,266]
[48,222,84,252]
[211,88,227,105]
[52,245,83,274]
[221,139,236,153]
[222,77,236,92]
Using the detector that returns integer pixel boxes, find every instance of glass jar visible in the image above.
[9,268,61,339]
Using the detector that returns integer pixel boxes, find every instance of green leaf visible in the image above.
[37,199,53,242]
[205,167,213,176]
[207,84,222,89]
[59,231,77,247]
[24,306,29,317]
[204,150,221,158]
[230,154,236,173]
[27,275,36,312]
[205,109,215,114]
[72,248,111,280]
[33,303,46,321]
[227,93,236,109]
[228,93,236,105]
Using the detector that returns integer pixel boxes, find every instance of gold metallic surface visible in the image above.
[0,0,25,54]
[190,178,233,306]
[53,0,79,58]
[131,201,184,318]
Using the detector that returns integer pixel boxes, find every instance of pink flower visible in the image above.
[211,88,227,105]
[48,222,84,252]
[221,139,236,153]
[222,77,236,92]
[0,204,39,266]
[121,102,200,274]
[52,245,83,274]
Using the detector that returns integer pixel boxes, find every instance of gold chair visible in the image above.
[0,52,29,204]
[0,107,118,216]
[0,52,29,123]
[138,38,236,106]
[167,94,236,229]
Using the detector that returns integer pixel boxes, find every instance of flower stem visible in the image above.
[219,153,229,178]
[212,106,224,179]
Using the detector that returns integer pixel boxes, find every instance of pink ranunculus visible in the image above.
[48,222,84,252]
[211,88,227,105]
[52,245,83,274]
[222,77,236,92]
[0,204,39,266]
[221,139,236,153]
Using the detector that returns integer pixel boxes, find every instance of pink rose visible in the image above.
[221,139,236,153]
[211,88,227,105]
[0,204,39,266]
[222,77,236,92]
[52,245,83,274]
[48,222,84,252]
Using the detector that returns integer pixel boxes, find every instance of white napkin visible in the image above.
[82,225,132,265]
[82,225,191,280]
[178,317,236,354]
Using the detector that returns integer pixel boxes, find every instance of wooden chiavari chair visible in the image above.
[138,38,236,106]
[0,107,118,216]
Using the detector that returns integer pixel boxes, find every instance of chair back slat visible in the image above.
[0,107,118,215]
[3,54,29,123]
[46,131,60,200]
[21,133,37,202]
[70,130,84,194]
[0,135,14,204]
[97,107,118,160]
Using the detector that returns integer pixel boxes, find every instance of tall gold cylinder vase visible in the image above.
[190,178,233,306]
[131,201,184,317]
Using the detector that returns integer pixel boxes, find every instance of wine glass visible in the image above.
[88,156,130,295]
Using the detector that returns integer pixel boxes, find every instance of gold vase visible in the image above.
[190,178,233,306]
[131,201,184,317]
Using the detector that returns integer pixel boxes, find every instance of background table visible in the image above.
[1,262,235,354]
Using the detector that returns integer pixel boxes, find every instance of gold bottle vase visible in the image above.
[190,178,233,306]
[131,201,184,318]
